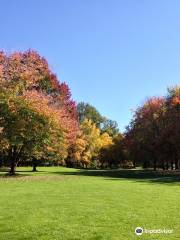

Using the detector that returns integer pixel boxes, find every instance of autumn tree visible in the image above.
[68,119,102,168]
[99,133,126,168]
[1,50,78,145]
[98,132,113,168]
[124,97,165,170]
[0,90,65,174]
[163,86,180,169]
[0,50,79,172]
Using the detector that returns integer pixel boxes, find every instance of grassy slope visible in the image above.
[0,167,180,240]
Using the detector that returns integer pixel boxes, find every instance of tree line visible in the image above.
[125,87,180,171]
[0,50,120,174]
[0,50,179,174]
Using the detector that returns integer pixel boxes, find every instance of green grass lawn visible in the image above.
[0,167,180,240]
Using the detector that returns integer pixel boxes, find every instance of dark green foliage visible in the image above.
[77,102,104,128]
[101,118,119,137]
[77,102,119,136]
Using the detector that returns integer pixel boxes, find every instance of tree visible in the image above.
[79,118,101,167]
[101,118,119,137]
[67,131,88,168]
[77,102,119,137]
[0,90,65,174]
[98,132,113,168]
[77,102,104,128]
[163,86,180,169]
[69,119,101,168]
[0,50,79,172]
[0,50,79,147]
[99,133,125,168]
[124,97,165,170]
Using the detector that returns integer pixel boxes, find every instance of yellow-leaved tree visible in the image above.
[69,118,101,168]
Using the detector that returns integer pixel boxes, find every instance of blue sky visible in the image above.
[0,0,180,131]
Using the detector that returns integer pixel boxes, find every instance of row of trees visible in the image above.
[125,86,180,170]
[0,50,123,174]
[71,87,180,171]
[68,118,124,168]
[77,102,119,136]
[0,50,179,173]
[68,102,125,168]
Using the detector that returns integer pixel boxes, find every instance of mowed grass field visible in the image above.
[0,167,180,240]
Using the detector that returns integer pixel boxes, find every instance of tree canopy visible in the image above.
[77,102,119,136]
[0,50,78,173]
[124,86,180,170]
[0,49,179,173]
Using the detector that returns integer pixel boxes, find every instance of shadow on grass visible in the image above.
[0,167,180,184]
[0,173,31,178]
[0,168,46,178]
[52,169,180,185]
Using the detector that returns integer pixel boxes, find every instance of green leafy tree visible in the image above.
[101,118,119,137]
[77,102,104,128]
[77,102,119,137]
[0,90,64,174]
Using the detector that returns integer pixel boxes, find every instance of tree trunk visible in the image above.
[0,158,2,168]
[171,161,174,170]
[165,162,169,170]
[10,159,16,175]
[32,164,37,172]
[9,146,18,175]
[32,158,38,172]
[175,159,179,170]
[162,160,165,170]
[153,159,157,171]
[133,159,136,168]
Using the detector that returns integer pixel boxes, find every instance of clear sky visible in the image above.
[0,0,180,131]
